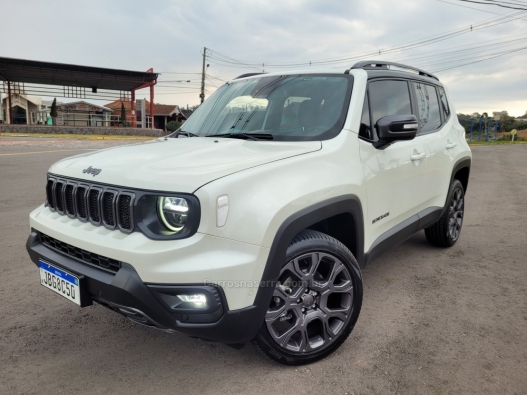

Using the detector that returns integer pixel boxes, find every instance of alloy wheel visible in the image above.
[265,252,355,353]
[448,188,464,241]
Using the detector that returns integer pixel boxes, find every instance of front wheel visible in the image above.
[252,230,363,365]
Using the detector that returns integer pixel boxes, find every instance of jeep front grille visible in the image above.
[54,181,65,213]
[39,232,122,273]
[102,191,117,227]
[46,176,135,233]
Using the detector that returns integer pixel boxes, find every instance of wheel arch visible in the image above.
[437,156,470,219]
[451,156,471,194]
[246,195,365,340]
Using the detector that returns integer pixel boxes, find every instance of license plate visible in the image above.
[39,260,81,306]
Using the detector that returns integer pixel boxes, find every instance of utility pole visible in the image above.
[200,47,207,104]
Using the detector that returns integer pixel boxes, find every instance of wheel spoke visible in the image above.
[264,248,357,355]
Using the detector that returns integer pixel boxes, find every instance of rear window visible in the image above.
[438,87,450,119]
[413,82,441,133]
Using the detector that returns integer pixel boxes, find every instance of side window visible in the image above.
[438,87,450,119]
[359,94,372,140]
[369,80,412,131]
[413,83,441,133]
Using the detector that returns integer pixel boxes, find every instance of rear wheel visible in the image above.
[425,179,465,247]
[252,230,363,365]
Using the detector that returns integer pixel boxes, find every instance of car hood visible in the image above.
[49,137,321,192]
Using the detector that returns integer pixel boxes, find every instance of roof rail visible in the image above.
[233,72,265,80]
[350,61,439,81]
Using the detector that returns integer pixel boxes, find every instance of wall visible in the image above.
[0,124,166,137]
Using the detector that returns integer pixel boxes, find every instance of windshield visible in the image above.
[180,74,353,141]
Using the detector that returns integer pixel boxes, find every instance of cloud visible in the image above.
[0,0,525,115]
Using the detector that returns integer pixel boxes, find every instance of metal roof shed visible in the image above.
[0,56,158,127]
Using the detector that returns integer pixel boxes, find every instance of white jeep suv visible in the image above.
[27,61,471,365]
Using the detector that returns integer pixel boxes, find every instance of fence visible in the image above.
[467,118,499,142]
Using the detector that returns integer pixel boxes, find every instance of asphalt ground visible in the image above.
[1,137,526,395]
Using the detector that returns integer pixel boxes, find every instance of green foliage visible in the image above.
[166,120,182,131]
[497,133,524,142]
[457,113,474,132]
[50,98,57,118]
[120,103,127,127]
[498,114,516,132]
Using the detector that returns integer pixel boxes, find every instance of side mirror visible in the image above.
[374,115,418,149]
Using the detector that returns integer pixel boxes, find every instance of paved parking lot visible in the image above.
[1,136,526,395]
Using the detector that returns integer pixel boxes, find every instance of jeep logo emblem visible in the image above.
[83,166,102,176]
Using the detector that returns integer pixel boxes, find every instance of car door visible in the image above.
[411,82,453,210]
[358,79,430,251]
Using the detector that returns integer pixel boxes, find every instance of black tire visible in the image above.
[425,179,465,247]
[252,230,363,365]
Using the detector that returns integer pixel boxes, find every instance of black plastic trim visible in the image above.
[64,181,78,218]
[74,183,90,222]
[26,230,261,343]
[87,186,103,226]
[418,206,443,230]
[366,215,419,265]
[53,179,65,215]
[364,206,442,266]
[237,196,365,341]
[441,156,471,217]
[116,191,135,233]
[147,284,226,324]
[101,189,118,230]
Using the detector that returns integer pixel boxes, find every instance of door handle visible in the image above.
[411,152,426,161]
[446,141,457,149]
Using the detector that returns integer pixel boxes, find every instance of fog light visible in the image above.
[177,294,207,309]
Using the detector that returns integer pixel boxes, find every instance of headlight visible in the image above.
[158,196,189,233]
[135,193,200,240]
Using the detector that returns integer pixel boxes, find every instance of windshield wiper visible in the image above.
[206,133,274,141]
[170,130,198,138]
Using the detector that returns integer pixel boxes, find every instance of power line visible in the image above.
[457,0,527,10]
[206,10,527,70]
[430,45,527,71]
[437,0,527,18]
[388,34,527,65]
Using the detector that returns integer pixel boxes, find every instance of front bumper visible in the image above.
[26,231,266,344]
[29,204,270,310]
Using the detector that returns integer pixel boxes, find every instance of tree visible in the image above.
[50,98,58,126]
[166,120,182,132]
[498,114,516,132]
[120,103,127,127]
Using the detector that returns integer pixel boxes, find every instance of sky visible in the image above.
[1,0,526,116]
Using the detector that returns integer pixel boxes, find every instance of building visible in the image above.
[105,99,187,129]
[55,101,112,127]
[1,93,52,124]
[493,111,508,120]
